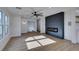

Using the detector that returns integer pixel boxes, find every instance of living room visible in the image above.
[0,7,79,51]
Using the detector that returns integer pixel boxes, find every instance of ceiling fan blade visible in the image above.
[39,13,43,15]
[30,14,34,17]
[37,13,43,16]
[38,14,43,16]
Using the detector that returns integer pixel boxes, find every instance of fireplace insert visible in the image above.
[47,27,58,32]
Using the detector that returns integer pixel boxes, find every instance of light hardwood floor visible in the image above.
[3,32,79,51]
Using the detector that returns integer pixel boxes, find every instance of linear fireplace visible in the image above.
[47,27,58,32]
[46,12,64,39]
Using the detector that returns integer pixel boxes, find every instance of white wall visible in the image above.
[21,18,28,33]
[76,17,79,43]
[64,10,76,43]
[40,7,76,43]
[10,16,21,37]
[40,16,45,33]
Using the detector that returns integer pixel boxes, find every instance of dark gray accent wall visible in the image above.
[46,12,64,39]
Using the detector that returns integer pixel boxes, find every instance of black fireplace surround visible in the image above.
[46,12,64,39]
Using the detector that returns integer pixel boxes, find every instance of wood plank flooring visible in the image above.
[3,32,79,51]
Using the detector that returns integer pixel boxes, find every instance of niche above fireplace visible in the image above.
[46,12,64,39]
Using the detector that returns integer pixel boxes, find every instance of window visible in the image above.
[0,10,9,40]
[4,16,9,35]
[0,11,3,40]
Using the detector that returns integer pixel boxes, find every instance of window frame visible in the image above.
[0,11,3,40]
[4,15,9,35]
[0,10,9,40]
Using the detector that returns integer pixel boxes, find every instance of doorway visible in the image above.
[37,19,40,32]
[27,21,36,32]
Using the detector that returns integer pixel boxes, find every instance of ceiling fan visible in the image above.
[31,8,43,17]
[32,11,43,17]
[16,7,43,17]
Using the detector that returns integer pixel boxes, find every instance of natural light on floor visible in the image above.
[33,35,46,40]
[25,35,56,50]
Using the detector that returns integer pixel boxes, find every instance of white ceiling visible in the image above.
[7,7,79,18]
[7,7,48,18]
